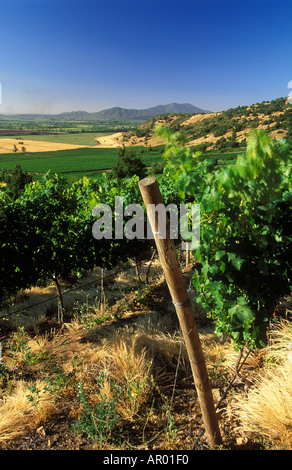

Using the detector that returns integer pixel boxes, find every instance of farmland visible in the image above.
[0,132,106,147]
[0,145,165,178]
[1,97,290,180]
[0,118,165,178]
[0,122,242,179]
[0,144,241,180]
[0,117,139,137]
[0,101,291,451]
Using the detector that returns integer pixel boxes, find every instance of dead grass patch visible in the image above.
[0,138,87,154]
[0,380,56,443]
[228,319,292,449]
[0,257,291,450]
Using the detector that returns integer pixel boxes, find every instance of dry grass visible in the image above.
[266,318,292,365]
[1,313,291,449]
[229,319,292,449]
[0,258,291,449]
[94,132,124,148]
[95,130,167,148]
[71,309,239,429]
[0,380,56,443]
[72,314,184,422]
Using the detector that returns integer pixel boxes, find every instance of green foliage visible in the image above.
[147,160,165,175]
[72,372,122,443]
[0,173,97,306]
[20,174,96,276]
[26,372,71,407]
[0,171,154,306]
[7,327,45,365]
[0,190,43,301]
[111,145,146,179]
[285,107,292,140]
[0,161,184,317]
[157,125,292,350]
[4,164,33,200]
[27,383,42,407]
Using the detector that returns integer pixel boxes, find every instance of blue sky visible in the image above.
[0,0,291,113]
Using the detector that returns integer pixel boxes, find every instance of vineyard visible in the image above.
[0,145,165,180]
[0,127,291,450]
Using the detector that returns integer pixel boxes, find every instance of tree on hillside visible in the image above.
[229,128,239,148]
[285,107,292,140]
[5,164,33,200]
[111,146,146,179]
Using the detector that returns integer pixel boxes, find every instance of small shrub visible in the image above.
[72,371,122,443]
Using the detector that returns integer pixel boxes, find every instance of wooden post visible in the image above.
[101,267,105,304]
[186,241,190,268]
[139,176,222,448]
[134,256,141,285]
[53,276,65,324]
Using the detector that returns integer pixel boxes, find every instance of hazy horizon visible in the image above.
[0,0,291,115]
[0,102,211,116]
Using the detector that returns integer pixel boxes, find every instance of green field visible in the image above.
[0,132,110,147]
[205,148,244,165]
[0,145,164,178]
[0,115,243,180]
[0,129,241,180]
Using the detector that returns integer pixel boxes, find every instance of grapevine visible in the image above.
[157,126,292,350]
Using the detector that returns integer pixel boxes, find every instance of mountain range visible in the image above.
[0,103,211,121]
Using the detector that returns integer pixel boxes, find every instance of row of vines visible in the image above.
[1,127,291,353]
[0,167,179,317]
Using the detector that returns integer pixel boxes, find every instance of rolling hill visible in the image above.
[121,97,291,150]
[0,103,210,122]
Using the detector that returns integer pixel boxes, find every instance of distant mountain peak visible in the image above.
[87,103,211,121]
[0,103,212,121]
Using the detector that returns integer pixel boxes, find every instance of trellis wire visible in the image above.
[0,254,160,321]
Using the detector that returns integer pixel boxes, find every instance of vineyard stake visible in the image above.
[138,176,222,448]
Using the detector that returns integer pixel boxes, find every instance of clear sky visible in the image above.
[0,0,291,114]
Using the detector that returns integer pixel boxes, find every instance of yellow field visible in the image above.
[0,131,165,153]
[0,138,88,154]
